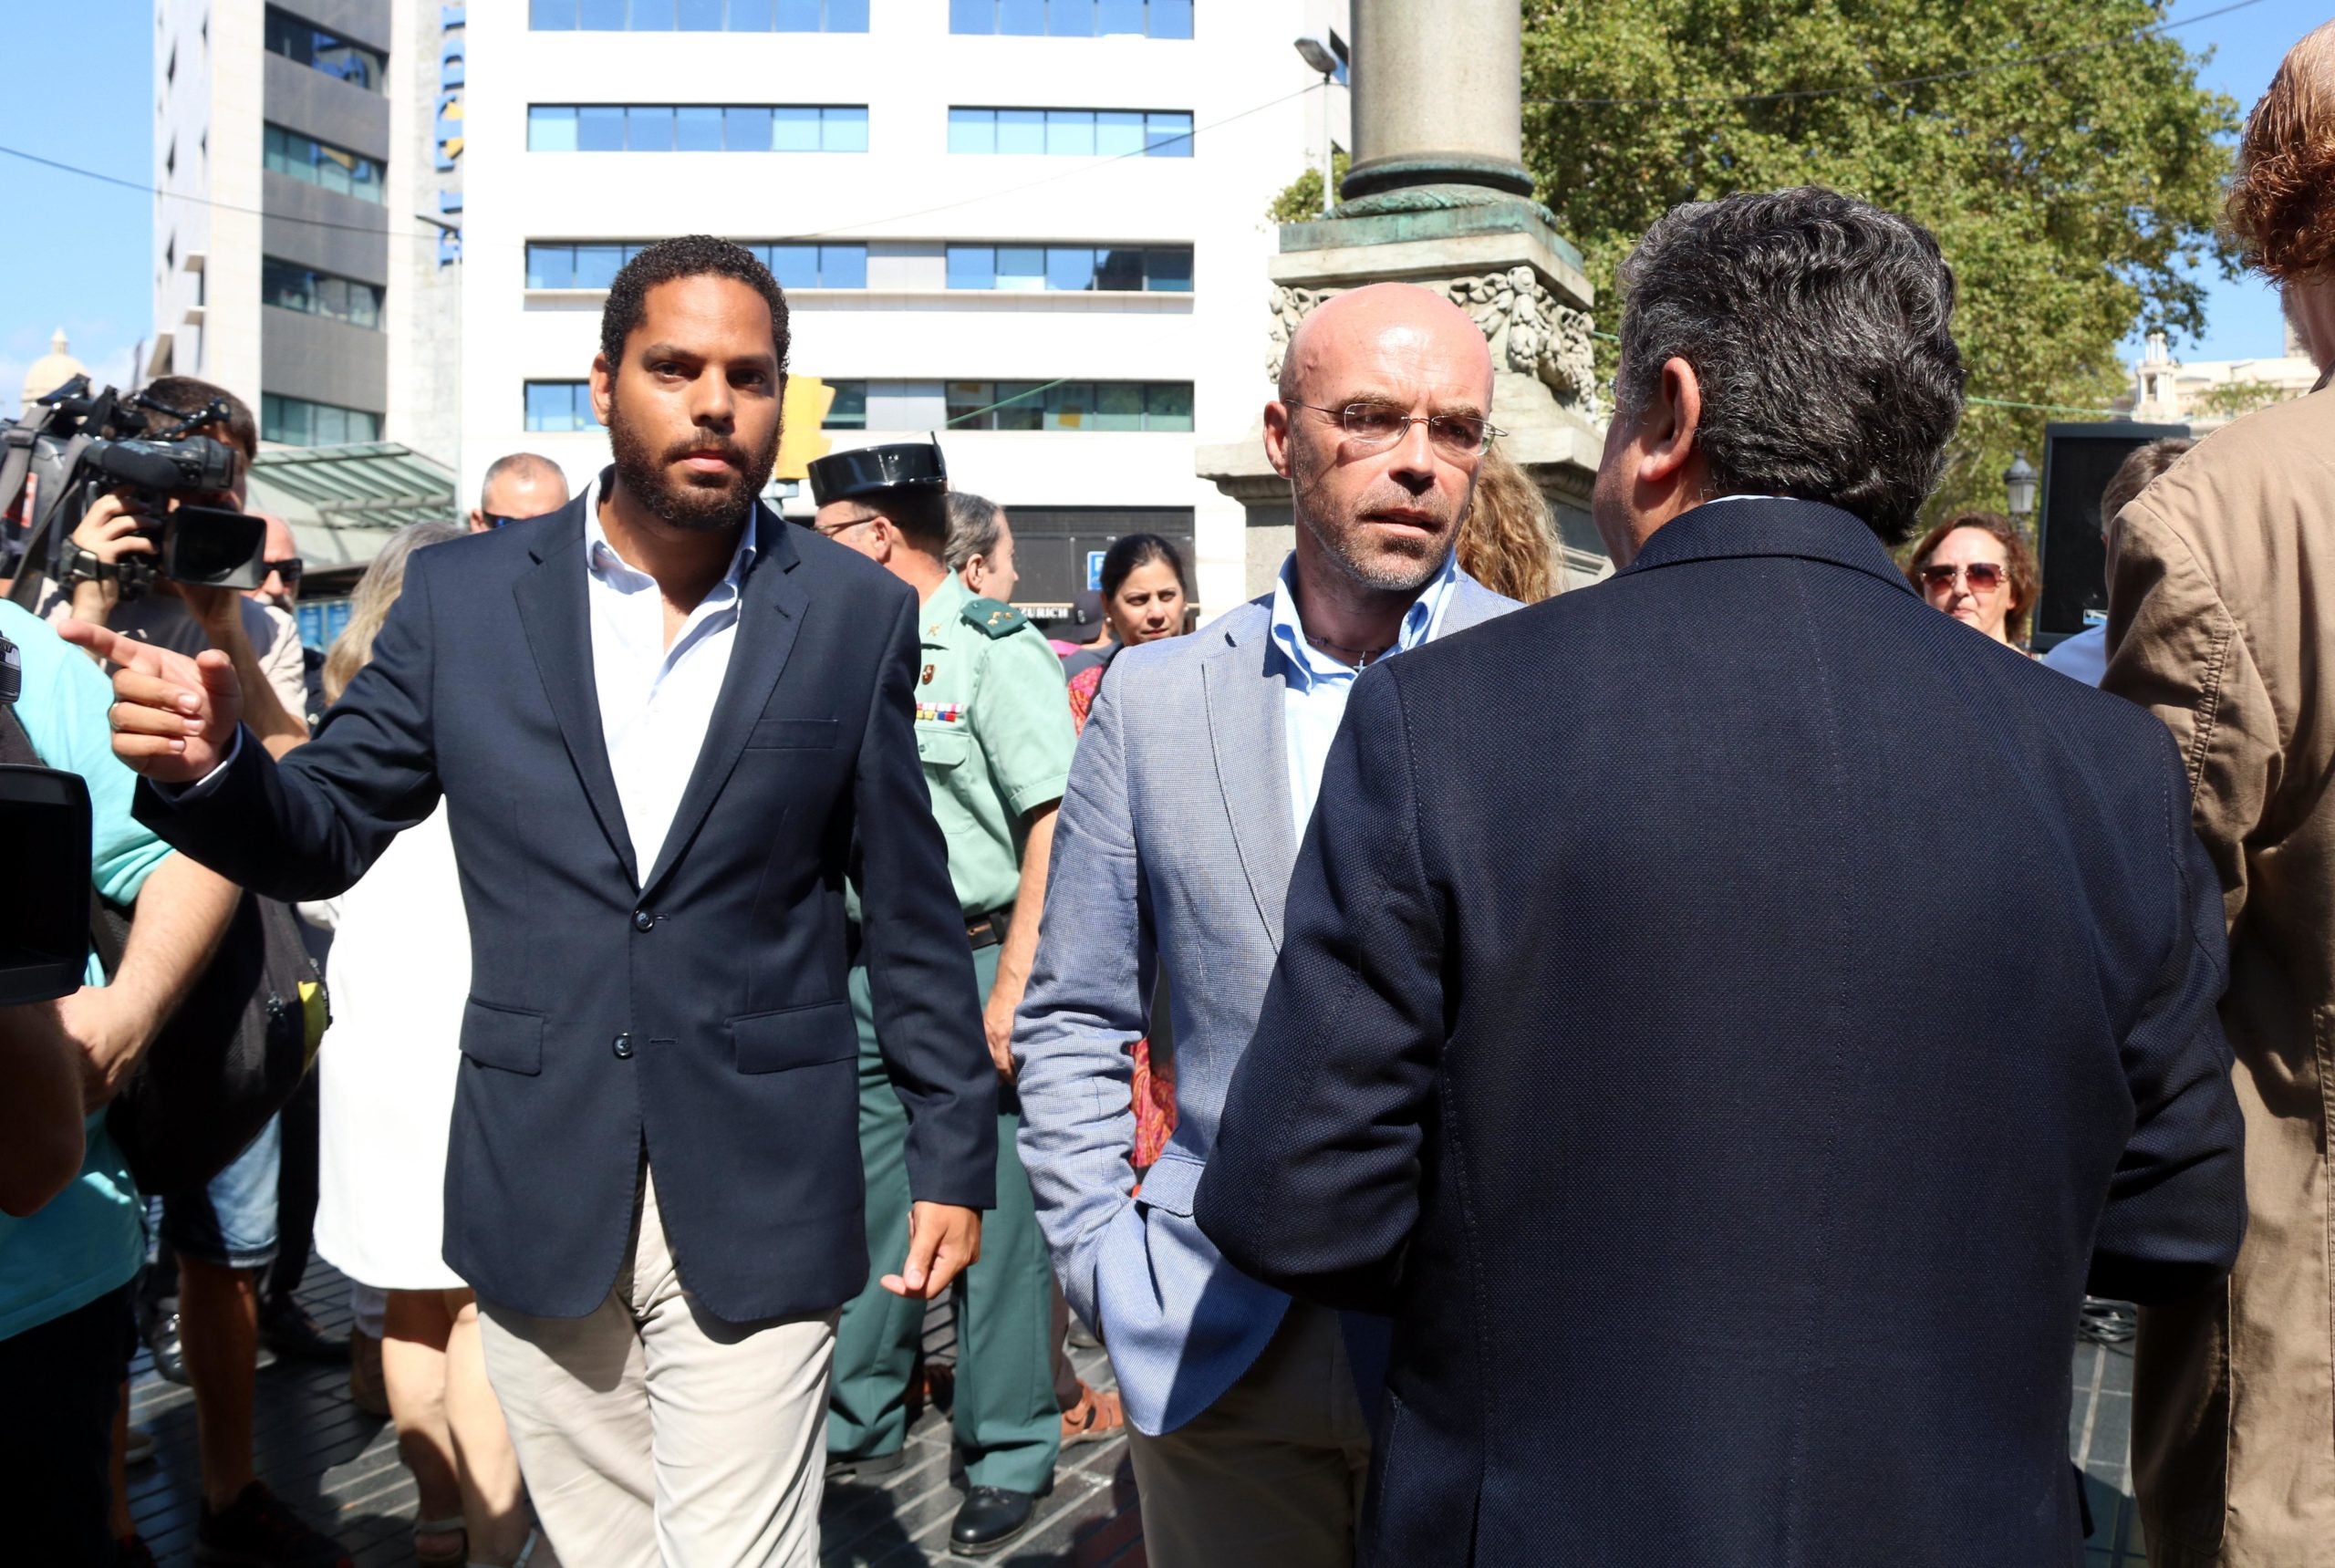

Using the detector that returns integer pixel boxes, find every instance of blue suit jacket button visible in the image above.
[633,909,656,932]
[612,1033,635,1059]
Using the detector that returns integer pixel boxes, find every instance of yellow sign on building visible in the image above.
[776,376,835,480]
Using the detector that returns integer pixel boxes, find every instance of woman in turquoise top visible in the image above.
[0,598,220,1566]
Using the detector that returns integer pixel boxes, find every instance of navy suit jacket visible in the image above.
[1195,500,2247,1566]
[135,493,996,1323]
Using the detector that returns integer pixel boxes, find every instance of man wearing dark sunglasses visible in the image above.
[466,451,572,535]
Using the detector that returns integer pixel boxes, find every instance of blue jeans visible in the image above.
[157,1114,282,1271]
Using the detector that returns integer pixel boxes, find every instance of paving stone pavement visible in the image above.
[124,1263,2143,1565]
[126,1262,1141,1567]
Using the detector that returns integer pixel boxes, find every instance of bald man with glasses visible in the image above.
[1012,284,1520,1568]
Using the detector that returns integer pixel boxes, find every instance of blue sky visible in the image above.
[0,0,2314,419]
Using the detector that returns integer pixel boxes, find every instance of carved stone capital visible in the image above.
[1442,267,1600,420]
[1264,268,1600,422]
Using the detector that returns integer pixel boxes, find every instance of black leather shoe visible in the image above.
[950,1487,1036,1556]
[259,1294,349,1365]
[138,1294,188,1386]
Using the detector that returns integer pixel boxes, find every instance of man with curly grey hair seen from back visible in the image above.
[1193,186,2247,1567]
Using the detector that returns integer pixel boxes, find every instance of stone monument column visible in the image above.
[1344,0,1532,200]
[1199,0,1608,592]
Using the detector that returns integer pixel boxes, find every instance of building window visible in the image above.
[946,244,1190,292]
[263,258,383,328]
[264,123,386,203]
[526,241,867,289]
[950,0,1192,37]
[946,108,1191,157]
[824,380,867,430]
[941,380,1192,431]
[528,104,867,152]
[524,381,598,432]
[264,6,386,93]
[263,394,381,446]
[530,0,869,27]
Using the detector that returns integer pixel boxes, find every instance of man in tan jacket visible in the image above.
[2108,21,2335,1563]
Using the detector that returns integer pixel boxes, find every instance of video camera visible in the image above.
[0,375,268,607]
[0,628,93,1005]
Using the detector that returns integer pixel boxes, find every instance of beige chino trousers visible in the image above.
[1127,1302,1374,1568]
[478,1167,836,1568]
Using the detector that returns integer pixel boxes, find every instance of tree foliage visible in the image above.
[1521,0,2240,519]
[2189,377,2294,421]
[1268,151,1353,225]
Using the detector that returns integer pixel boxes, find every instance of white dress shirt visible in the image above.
[577,473,756,879]
[174,482,756,872]
[1264,547,1458,834]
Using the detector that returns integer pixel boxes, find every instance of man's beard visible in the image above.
[1291,444,1456,594]
[607,389,780,533]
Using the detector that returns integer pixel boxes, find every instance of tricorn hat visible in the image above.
[806,441,948,506]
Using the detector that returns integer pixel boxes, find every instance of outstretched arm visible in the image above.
[62,546,443,901]
[60,851,238,1110]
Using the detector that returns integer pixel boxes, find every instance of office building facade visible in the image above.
[458,0,1350,613]
[153,0,466,463]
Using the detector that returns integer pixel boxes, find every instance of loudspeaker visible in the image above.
[2032,421,2189,650]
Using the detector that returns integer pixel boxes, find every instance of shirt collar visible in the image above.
[1619,495,1914,594]
[922,569,970,620]
[1267,547,1459,689]
[580,469,757,595]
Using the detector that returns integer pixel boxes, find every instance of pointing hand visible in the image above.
[57,619,243,784]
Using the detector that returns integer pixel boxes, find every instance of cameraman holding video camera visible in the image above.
[0,597,249,1566]
[46,379,308,757]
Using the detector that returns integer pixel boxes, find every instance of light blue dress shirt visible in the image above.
[2040,622,2108,688]
[1265,547,1459,834]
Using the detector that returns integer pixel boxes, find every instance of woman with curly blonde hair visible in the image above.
[1456,443,1562,604]
[2112,21,2335,1563]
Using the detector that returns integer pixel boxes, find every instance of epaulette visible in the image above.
[962,597,1030,639]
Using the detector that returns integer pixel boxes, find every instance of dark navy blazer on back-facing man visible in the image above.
[1193,188,2247,1568]
[66,237,996,1568]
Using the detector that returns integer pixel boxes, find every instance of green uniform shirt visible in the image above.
[898,574,1074,918]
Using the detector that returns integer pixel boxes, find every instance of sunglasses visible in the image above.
[263,556,303,586]
[1917,561,2007,595]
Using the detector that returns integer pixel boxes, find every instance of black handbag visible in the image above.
[0,701,325,1193]
[91,888,322,1195]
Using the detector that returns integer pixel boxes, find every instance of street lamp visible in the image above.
[1293,31,1339,218]
[2003,452,2039,524]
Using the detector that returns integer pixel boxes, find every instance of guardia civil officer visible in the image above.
[810,443,1075,1555]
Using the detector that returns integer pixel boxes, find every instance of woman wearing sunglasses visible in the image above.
[1904,511,2039,649]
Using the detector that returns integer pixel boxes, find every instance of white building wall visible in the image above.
[154,0,265,401]
[384,0,465,465]
[459,0,1345,617]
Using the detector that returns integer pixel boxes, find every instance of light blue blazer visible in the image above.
[1012,574,1519,1435]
